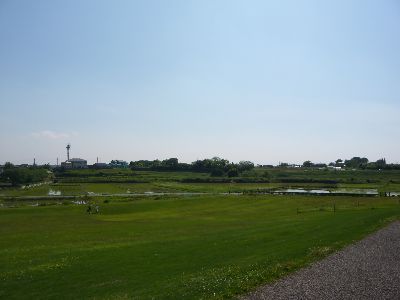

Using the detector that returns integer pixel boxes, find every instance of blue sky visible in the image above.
[0,0,399,165]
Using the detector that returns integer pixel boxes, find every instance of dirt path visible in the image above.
[243,221,400,300]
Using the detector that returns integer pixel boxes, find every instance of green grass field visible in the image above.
[1,194,399,299]
[2,168,400,197]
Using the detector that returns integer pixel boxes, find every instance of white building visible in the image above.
[61,158,87,169]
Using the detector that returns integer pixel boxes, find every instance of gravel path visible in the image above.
[243,221,400,300]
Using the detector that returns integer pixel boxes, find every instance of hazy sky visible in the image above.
[1,0,399,165]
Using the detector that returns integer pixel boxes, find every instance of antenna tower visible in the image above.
[66,144,71,161]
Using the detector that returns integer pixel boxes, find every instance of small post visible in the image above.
[333,203,336,213]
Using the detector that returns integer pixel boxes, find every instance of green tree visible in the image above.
[237,161,255,172]
[302,161,313,168]
[375,158,386,169]
[345,157,369,169]
[227,166,239,177]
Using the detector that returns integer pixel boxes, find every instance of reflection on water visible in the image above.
[332,189,378,195]
[48,189,61,196]
[274,188,379,196]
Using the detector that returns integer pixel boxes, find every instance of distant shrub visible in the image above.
[227,168,239,178]
[210,169,224,177]
[277,178,338,184]
[181,178,229,183]
[262,171,271,178]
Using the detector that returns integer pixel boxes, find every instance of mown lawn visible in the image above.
[1,195,399,299]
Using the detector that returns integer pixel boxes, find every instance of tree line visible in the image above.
[301,157,400,170]
[129,157,255,177]
[0,163,51,186]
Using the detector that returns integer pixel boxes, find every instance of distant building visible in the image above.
[61,158,87,169]
[110,160,129,168]
[287,164,301,168]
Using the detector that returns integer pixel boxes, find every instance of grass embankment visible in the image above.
[1,195,399,299]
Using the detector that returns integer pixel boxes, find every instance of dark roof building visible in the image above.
[92,162,109,169]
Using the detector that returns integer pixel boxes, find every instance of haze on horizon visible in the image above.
[1,0,399,166]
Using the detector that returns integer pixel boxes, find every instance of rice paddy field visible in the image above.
[1,168,400,299]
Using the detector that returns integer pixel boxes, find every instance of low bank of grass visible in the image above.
[1,195,399,299]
